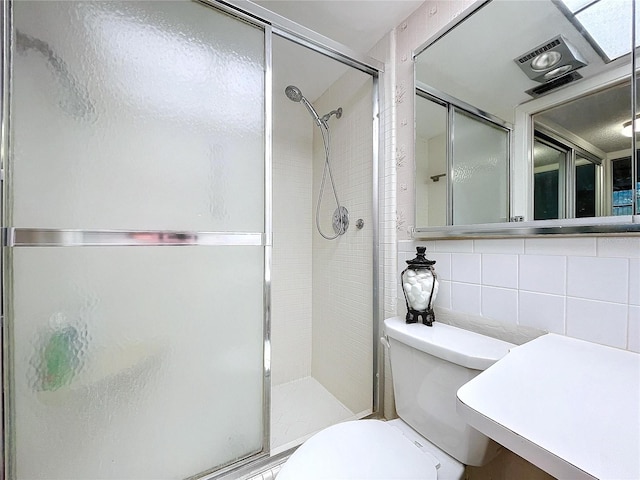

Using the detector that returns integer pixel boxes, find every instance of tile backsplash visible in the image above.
[398,237,640,352]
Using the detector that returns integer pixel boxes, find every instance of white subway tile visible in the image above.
[566,298,628,349]
[434,280,452,309]
[429,253,451,280]
[435,239,474,253]
[597,237,640,258]
[630,259,640,306]
[451,253,482,284]
[398,240,418,253]
[451,282,481,315]
[567,256,628,304]
[519,255,566,295]
[525,237,597,256]
[481,286,518,324]
[397,293,407,316]
[397,252,412,280]
[421,242,438,256]
[518,291,565,334]
[473,238,525,254]
[628,306,639,353]
[482,254,518,288]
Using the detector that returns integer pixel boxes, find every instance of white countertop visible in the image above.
[456,333,640,480]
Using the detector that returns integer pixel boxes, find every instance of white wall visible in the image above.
[415,136,430,226]
[311,70,374,415]
[390,1,639,353]
[427,135,447,225]
[271,87,314,386]
[415,133,447,227]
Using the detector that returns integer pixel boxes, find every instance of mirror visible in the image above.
[415,90,510,226]
[414,0,639,235]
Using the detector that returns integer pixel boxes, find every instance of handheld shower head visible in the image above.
[285,85,303,103]
[285,85,324,127]
[284,85,347,240]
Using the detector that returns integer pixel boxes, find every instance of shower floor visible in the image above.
[270,376,368,455]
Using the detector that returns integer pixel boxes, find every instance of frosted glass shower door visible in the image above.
[6,1,267,479]
[11,0,265,231]
[451,109,509,225]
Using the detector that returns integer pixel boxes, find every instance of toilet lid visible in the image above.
[276,420,439,480]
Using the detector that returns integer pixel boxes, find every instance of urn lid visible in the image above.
[405,246,436,268]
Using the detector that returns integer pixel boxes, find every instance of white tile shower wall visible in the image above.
[398,239,640,352]
[311,70,374,415]
[271,91,314,386]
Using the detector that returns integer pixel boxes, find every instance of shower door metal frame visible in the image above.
[1,1,11,479]
[0,0,386,478]
[207,0,387,431]
[0,2,271,478]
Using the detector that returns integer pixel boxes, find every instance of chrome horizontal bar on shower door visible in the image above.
[5,228,269,247]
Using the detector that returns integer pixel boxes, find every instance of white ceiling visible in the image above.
[272,34,353,103]
[256,0,424,106]
[253,0,424,54]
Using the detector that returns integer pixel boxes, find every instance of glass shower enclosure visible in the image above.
[4,1,267,478]
[1,0,382,478]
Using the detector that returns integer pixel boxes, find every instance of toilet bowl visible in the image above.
[277,419,464,480]
[277,419,443,479]
[277,317,514,479]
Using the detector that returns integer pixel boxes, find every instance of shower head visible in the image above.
[285,85,303,103]
[284,85,324,127]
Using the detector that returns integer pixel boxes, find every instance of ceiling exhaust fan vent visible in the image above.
[514,35,587,83]
[525,71,583,98]
[517,38,561,64]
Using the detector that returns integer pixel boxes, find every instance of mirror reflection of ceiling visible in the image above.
[534,81,631,154]
[414,0,632,124]
[533,140,564,169]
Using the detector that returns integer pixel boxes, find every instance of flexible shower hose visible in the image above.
[316,122,346,240]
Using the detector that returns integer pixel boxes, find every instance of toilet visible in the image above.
[277,316,515,479]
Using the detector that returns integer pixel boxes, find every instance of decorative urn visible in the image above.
[401,246,439,326]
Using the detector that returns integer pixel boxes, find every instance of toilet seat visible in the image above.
[276,420,439,480]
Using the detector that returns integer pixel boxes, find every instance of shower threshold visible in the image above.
[270,376,371,455]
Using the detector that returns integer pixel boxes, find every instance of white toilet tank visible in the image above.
[384,316,514,467]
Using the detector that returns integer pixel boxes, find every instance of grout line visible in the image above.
[626,302,631,350]
[563,255,568,297]
[563,294,568,335]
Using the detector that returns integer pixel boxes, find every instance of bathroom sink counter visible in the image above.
[456,333,640,480]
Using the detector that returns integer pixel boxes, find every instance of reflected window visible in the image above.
[533,130,602,219]
[611,155,640,215]
[534,138,566,220]
[575,155,597,217]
